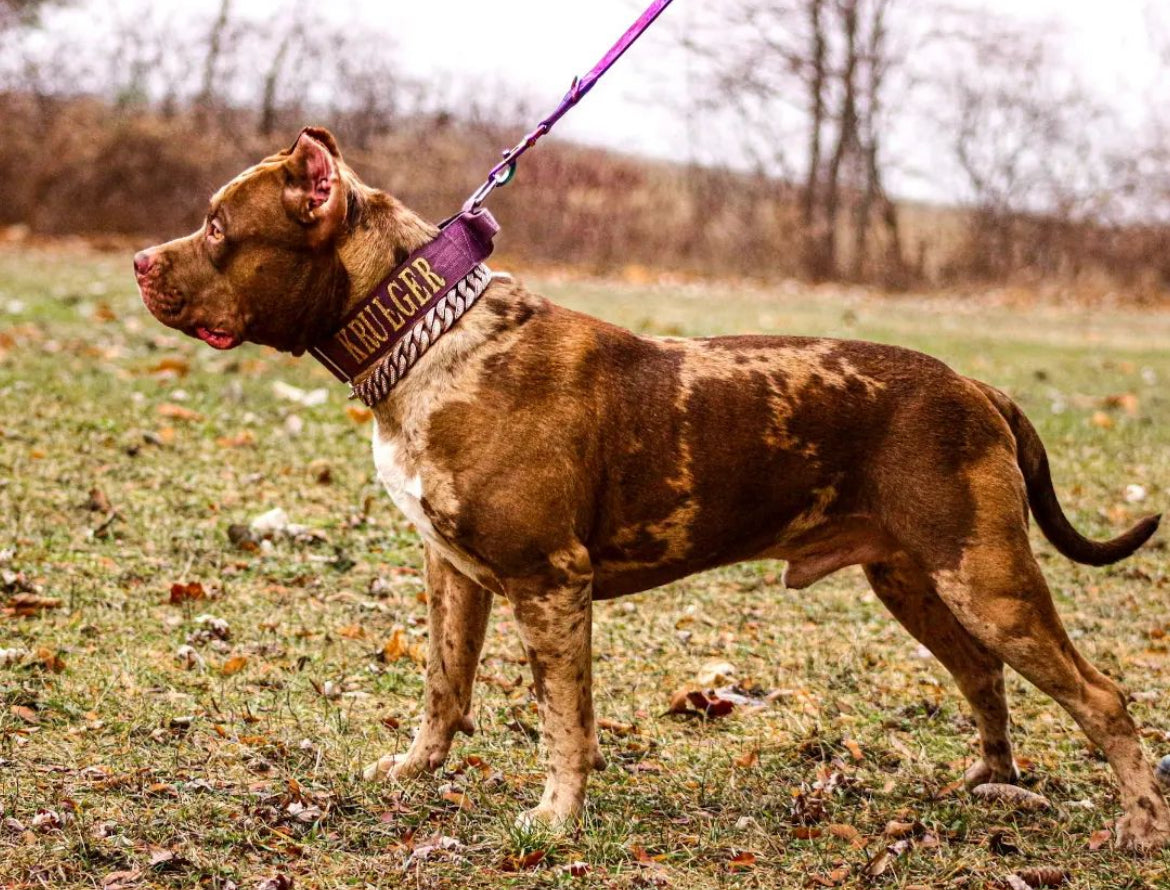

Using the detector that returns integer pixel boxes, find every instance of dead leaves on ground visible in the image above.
[155,402,202,422]
[380,626,427,666]
[667,687,736,719]
[970,782,1052,812]
[3,592,62,617]
[168,581,206,604]
[1004,866,1070,888]
[220,655,249,676]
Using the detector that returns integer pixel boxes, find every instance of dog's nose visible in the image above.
[133,250,153,277]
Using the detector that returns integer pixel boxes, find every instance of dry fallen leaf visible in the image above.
[34,647,65,673]
[441,789,473,811]
[256,875,294,890]
[970,783,1051,811]
[884,819,916,838]
[220,655,248,676]
[337,624,366,640]
[727,850,757,871]
[346,405,373,424]
[734,747,760,769]
[215,431,255,448]
[1087,828,1111,850]
[1102,392,1139,416]
[1089,410,1115,430]
[156,403,202,422]
[11,704,39,724]
[4,594,63,617]
[149,356,190,377]
[809,867,850,887]
[500,849,545,871]
[597,717,637,736]
[865,848,892,878]
[86,487,113,513]
[381,627,426,665]
[102,869,142,889]
[695,659,736,686]
[1012,866,1069,888]
[666,687,735,718]
[168,582,206,605]
[827,823,860,842]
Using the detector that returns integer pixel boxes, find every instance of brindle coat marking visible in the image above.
[135,129,1168,847]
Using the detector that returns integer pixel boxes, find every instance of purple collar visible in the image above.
[309,209,499,387]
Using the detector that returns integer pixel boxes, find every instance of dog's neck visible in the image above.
[326,178,513,422]
[335,180,440,316]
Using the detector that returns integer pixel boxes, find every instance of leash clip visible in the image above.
[460,0,674,213]
[463,158,517,212]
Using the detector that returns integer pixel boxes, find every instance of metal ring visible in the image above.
[493,160,517,186]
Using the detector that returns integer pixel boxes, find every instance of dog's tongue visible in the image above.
[195,327,240,350]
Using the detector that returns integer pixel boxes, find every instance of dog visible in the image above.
[134,127,1167,848]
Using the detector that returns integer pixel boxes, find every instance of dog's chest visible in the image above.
[371,427,433,537]
[371,422,492,585]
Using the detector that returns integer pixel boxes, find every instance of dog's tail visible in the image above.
[978,382,1161,566]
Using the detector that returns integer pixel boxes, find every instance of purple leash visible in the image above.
[462,0,675,212]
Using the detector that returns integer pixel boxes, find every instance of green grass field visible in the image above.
[1,245,1169,889]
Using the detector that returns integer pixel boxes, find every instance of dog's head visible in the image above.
[133,127,354,354]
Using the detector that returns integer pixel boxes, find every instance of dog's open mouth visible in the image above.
[195,327,241,350]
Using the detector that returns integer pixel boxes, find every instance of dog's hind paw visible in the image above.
[515,802,581,832]
[1116,805,1170,851]
[963,757,1019,790]
[362,753,423,783]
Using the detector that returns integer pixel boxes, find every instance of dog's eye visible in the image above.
[206,218,225,242]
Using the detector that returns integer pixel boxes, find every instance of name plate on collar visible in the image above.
[310,209,499,383]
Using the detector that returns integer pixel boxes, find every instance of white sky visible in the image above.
[25,0,1168,203]
[301,0,1167,201]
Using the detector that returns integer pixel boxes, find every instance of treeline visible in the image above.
[2,0,1170,300]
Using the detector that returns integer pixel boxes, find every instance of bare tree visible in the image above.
[930,16,1112,278]
[194,0,233,125]
[682,0,909,283]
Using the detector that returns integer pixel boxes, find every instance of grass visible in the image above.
[0,243,1169,889]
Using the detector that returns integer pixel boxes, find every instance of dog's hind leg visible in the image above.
[508,544,605,828]
[930,534,1170,850]
[865,555,1017,788]
[364,546,492,782]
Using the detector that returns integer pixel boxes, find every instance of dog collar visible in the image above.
[309,209,499,404]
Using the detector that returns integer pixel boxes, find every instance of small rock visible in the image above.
[0,648,29,667]
[696,660,736,687]
[273,380,328,407]
[1156,754,1170,788]
[1124,484,1147,504]
[192,614,231,641]
[175,645,205,671]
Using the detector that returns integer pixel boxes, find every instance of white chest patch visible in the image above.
[371,422,494,586]
[371,424,436,540]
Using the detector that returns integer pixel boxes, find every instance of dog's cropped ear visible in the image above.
[282,129,346,248]
[294,126,342,160]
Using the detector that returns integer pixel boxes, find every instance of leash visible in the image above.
[311,0,675,403]
[462,0,676,212]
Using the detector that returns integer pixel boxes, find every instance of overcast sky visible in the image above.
[266,0,1166,202]
[27,0,1168,202]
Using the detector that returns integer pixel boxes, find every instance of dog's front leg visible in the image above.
[509,547,605,828]
[364,546,492,782]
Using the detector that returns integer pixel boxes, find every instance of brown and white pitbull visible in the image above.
[134,128,1168,847]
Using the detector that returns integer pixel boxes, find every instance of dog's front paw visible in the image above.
[515,801,582,831]
[1116,806,1170,851]
[362,752,428,783]
[963,757,1020,790]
